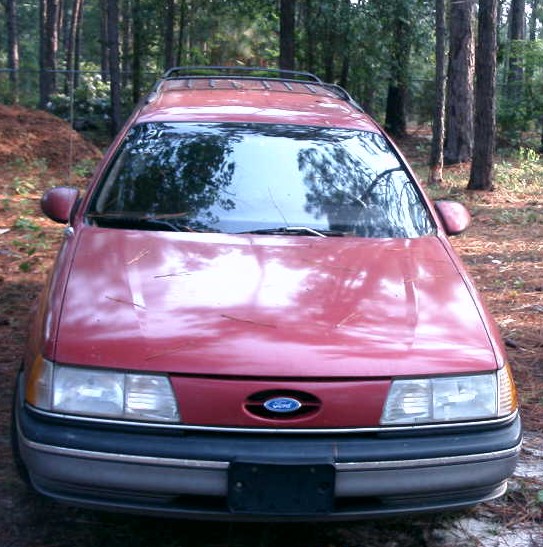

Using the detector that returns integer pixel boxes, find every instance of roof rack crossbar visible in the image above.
[162,66,323,84]
[148,65,365,114]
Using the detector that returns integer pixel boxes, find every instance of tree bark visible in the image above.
[176,0,187,66]
[99,0,109,81]
[164,0,175,70]
[65,0,84,93]
[468,0,498,191]
[132,0,142,103]
[339,0,351,88]
[529,0,539,41]
[107,0,122,135]
[506,0,525,102]
[304,0,316,74]
[73,0,83,88]
[444,0,475,164]
[384,3,410,138]
[121,0,131,87]
[4,0,20,103]
[39,0,60,108]
[279,0,295,71]
[428,0,447,186]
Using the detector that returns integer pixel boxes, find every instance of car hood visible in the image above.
[54,228,497,377]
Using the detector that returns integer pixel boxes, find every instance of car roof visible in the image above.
[136,67,382,131]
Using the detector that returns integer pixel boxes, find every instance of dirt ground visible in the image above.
[0,107,541,546]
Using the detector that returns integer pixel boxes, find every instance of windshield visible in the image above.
[87,122,434,238]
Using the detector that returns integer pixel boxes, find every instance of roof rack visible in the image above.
[147,66,363,114]
[161,66,324,84]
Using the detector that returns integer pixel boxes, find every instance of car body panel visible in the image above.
[52,227,496,381]
[138,81,382,131]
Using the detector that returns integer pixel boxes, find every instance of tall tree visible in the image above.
[164,0,176,70]
[444,0,475,164]
[338,0,352,88]
[64,0,84,93]
[107,0,121,135]
[528,0,543,150]
[3,0,20,103]
[506,0,526,102]
[303,0,316,73]
[132,0,143,103]
[428,0,447,186]
[384,0,411,138]
[121,0,131,87]
[468,0,498,191]
[99,0,109,81]
[528,0,539,41]
[279,0,295,71]
[176,0,188,65]
[39,0,61,108]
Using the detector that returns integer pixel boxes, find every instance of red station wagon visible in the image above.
[12,67,522,520]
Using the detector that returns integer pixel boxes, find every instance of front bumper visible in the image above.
[14,385,522,521]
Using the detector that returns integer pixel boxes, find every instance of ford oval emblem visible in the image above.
[263,397,302,413]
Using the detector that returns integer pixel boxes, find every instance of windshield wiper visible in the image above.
[239,226,347,237]
[87,212,195,233]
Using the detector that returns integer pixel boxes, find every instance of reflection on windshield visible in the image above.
[88,122,434,238]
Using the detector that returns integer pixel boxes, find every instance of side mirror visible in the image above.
[41,187,80,224]
[434,200,471,236]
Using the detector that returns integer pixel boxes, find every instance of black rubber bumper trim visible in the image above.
[18,399,522,465]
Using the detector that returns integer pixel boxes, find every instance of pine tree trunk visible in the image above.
[507,0,525,102]
[107,0,121,135]
[132,0,142,103]
[468,0,497,191]
[176,0,187,66]
[279,0,296,71]
[99,0,109,81]
[121,0,131,87]
[73,0,83,88]
[428,0,447,185]
[5,0,20,103]
[39,0,60,108]
[65,0,84,94]
[164,0,175,70]
[444,0,475,164]
[384,4,410,139]
[304,0,316,74]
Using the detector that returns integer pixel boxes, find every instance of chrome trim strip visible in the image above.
[335,444,522,471]
[20,435,230,470]
[20,432,521,472]
[29,405,518,435]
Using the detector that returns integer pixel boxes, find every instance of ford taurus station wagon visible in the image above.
[12,67,522,520]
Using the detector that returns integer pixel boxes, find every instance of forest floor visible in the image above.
[0,106,541,546]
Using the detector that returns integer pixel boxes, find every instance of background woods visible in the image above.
[1,0,543,187]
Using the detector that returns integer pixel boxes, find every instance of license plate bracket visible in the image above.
[228,462,335,515]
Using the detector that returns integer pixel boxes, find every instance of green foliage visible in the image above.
[12,177,38,197]
[498,40,543,142]
[492,147,543,197]
[2,0,543,156]
[72,159,96,178]
[47,70,111,125]
[13,217,40,232]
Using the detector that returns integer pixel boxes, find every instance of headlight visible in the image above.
[381,365,517,425]
[25,358,180,423]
